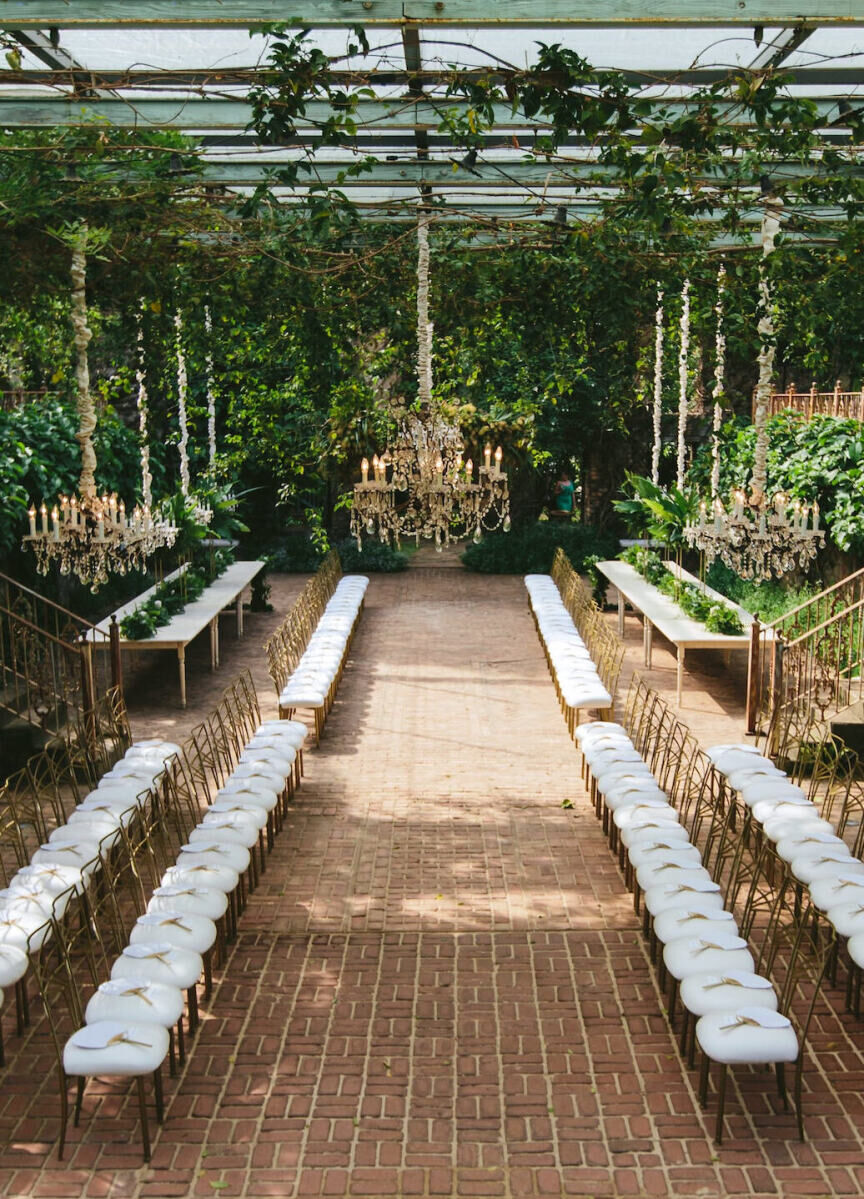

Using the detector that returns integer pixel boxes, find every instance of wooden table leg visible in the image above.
[677,646,685,707]
[617,591,625,638]
[210,618,220,670]
[178,646,187,709]
[643,618,653,668]
[236,593,244,638]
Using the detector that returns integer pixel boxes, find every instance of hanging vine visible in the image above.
[676,278,690,492]
[416,211,433,408]
[204,304,217,470]
[136,303,153,510]
[710,265,726,500]
[651,286,664,485]
[174,309,190,497]
[70,224,96,500]
[752,200,783,501]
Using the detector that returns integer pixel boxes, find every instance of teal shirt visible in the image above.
[555,481,575,512]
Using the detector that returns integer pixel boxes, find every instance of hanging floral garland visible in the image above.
[204,304,217,470]
[711,265,726,499]
[752,202,782,500]
[136,304,153,510]
[651,286,664,485]
[676,278,691,492]
[174,309,191,498]
[416,211,434,405]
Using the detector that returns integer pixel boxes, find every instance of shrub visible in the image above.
[461,521,617,574]
[265,531,325,572]
[705,560,817,623]
[265,532,408,573]
[334,537,408,573]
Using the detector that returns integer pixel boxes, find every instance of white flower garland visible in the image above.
[174,309,190,497]
[752,199,782,500]
[204,304,217,470]
[676,278,690,491]
[416,211,433,405]
[711,265,726,499]
[136,303,153,509]
[651,286,664,485]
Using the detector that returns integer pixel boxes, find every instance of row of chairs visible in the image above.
[576,675,861,1143]
[0,670,306,1161]
[526,548,624,734]
[264,549,367,742]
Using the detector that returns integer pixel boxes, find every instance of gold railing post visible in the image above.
[746,615,762,735]
[79,632,97,753]
[109,614,123,694]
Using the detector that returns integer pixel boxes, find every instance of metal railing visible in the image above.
[757,382,864,424]
[0,572,121,735]
[746,565,864,737]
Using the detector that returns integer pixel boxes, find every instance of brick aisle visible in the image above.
[3,567,864,1198]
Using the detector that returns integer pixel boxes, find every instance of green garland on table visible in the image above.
[119,550,234,640]
[619,547,744,636]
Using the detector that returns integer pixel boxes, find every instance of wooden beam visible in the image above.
[2,1,864,28]
[0,95,857,130]
[5,66,864,87]
[193,159,864,186]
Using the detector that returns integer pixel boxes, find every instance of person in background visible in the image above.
[554,469,575,515]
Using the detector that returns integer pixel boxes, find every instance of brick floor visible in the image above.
[3,565,864,1197]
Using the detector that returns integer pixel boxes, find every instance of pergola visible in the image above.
[1,3,864,245]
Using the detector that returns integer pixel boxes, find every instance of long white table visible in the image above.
[596,559,760,705]
[90,560,265,707]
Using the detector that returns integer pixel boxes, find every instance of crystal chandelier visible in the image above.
[22,228,177,590]
[684,197,825,581]
[351,212,510,551]
[686,489,823,581]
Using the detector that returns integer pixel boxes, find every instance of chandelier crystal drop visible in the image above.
[351,212,510,551]
[22,233,177,590]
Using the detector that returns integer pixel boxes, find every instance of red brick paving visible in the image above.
[3,565,864,1196]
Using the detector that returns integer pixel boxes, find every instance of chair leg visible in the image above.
[714,1064,727,1144]
[795,1060,805,1141]
[136,1076,152,1162]
[775,1062,789,1111]
[153,1067,165,1124]
[177,1016,186,1065]
[698,1052,710,1108]
[73,1075,85,1127]
[57,1069,70,1160]
[187,984,199,1032]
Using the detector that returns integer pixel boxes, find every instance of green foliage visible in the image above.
[334,537,407,573]
[688,413,864,555]
[461,521,616,574]
[266,532,326,573]
[0,397,147,557]
[119,552,233,640]
[614,474,699,546]
[620,547,744,635]
[705,559,816,623]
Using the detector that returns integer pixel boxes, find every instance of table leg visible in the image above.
[643,619,653,668]
[677,647,685,707]
[617,591,625,638]
[237,593,244,638]
[209,618,220,670]
[178,647,187,709]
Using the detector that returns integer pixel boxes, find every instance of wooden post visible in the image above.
[745,615,761,735]
[769,634,786,757]
[109,613,123,693]
[808,381,816,420]
[79,632,97,755]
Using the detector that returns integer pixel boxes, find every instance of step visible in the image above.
[830,699,864,757]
